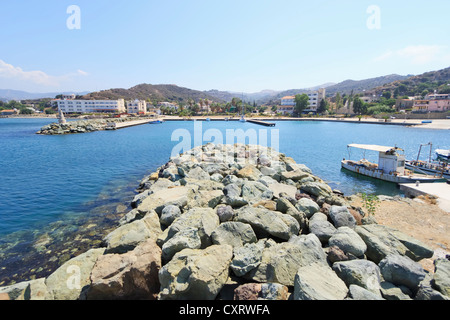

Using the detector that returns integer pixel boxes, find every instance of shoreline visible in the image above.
[3,115,450,131]
[0,143,448,300]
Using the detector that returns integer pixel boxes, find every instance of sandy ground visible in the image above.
[350,195,450,272]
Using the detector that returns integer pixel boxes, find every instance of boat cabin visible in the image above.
[347,144,405,175]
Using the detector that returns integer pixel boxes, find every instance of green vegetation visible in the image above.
[294,94,310,115]
[361,193,380,216]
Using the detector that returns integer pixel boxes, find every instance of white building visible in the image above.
[56,98,126,114]
[280,88,326,114]
[127,100,147,114]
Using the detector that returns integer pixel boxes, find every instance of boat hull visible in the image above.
[405,163,450,179]
[341,161,446,184]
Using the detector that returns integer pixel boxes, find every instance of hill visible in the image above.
[82,84,224,104]
[371,66,450,96]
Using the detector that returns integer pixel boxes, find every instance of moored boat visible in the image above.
[436,149,450,162]
[341,144,446,184]
[405,160,450,179]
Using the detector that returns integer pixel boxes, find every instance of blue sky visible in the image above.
[0,0,449,93]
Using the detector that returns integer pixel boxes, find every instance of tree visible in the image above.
[352,97,367,115]
[294,94,309,116]
[317,99,329,114]
[382,91,392,99]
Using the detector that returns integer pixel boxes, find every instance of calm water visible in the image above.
[0,118,448,285]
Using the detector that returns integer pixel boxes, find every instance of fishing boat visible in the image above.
[404,143,450,179]
[205,118,211,122]
[341,144,447,184]
[239,115,246,122]
[149,119,164,124]
[436,149,450,162]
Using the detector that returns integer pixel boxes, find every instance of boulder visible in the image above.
[230,240,271,277]
[158,245,233,300]
[87,239,161,300]
[380,282,413,300]
[104,211,161,254]
[211,222,257,248]
[160,205,182,227]
[293,263,348,300]
[166,207,219,248]
[138,186,195,213]
[328,227,367,258]
[241,181,273,204]
[45,248,105,300]
[234,283,289,300]
[328,206,356,228]
[348,285,384,300]
[432,258,450,297]
[295,198,320,218]
[267,182,297,199]
[355,224,434,263]
[237,165,262,181]
[301,181,333,198]
[161,227,202,262]
[248,235,327,286]
[309,219,337,244]
[216,205,235,222]
[235,206,299,241]
[378,254,426,293]
[332,259,382,295]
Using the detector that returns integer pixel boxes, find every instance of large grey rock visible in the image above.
[241,181,273,204]
[293,263,348,300]
[295,198,320,218]
[160,205,181,227]
[301,181,333,198]
[104,211,161,254]
[216,205,235,222]
[267,182,297,199]
[138,185,195,213]
[161,227,202,261]
[379,254,426,293]
[355,224,434,263]
[328,227,367,257]
[186,166,210,180]
[309,219,337,243]
[158,245,233,300]
[237,165,262,181]
[332,259,382,295]
[348,285,384,300]
[380,282,413,300]
[247,234,327,286]
[328,206,356,228]
[432,258,450,297]
[87,239,161,300]
[235,206,299,241]
[230,240,271,277]
[211,222,257,248]
[166,207,219,248]
[45,248,105,300]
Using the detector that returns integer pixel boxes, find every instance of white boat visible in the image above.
[436,149,450,162]
[239,115,246,122]
[341,144,447,184]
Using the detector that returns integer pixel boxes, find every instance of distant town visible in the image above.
[1,87,449,121]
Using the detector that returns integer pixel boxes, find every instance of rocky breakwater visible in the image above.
[1,143,449,300]
[36,117,144,135]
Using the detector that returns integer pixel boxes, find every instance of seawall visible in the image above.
[0,143,448,301]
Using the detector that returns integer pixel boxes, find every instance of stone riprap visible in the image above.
[0,143,447,300]
[36,117,144,135]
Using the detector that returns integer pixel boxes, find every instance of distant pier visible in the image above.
[246,119,276,127]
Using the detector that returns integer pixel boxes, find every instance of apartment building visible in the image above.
[55,98,126,114]
[279,88,326,114]
[127,100,147,114]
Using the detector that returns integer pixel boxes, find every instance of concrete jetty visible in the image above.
[400,182,450,212]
